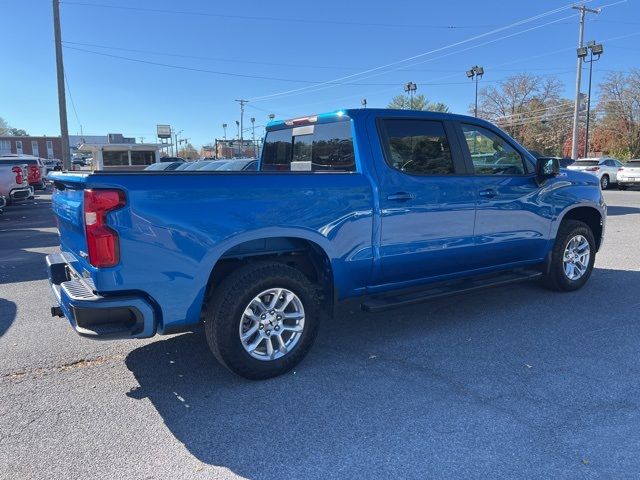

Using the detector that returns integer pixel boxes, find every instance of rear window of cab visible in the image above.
[261,121,355,172]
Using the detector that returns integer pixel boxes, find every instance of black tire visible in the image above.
[203,261,320,380]
[600,175,609,190]
[543,220,596,292]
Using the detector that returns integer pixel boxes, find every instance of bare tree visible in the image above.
[0,117,9,136]
[476,74,572,155]
[596,70,640,159]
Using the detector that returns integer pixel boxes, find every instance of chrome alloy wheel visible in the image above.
[563,234,591,281]
[239,288,305,361]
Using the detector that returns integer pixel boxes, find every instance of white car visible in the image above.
[617,159,640,190]
[567,157,623,190]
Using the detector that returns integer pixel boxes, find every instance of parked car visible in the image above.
[0,163,31,204]
[43,159,62,174]
[566,157,623,189]
[144,161,183,171]
[173,160,214,171]
[197,161,230,171]
[47,108,606,380]
[617,159,640,190]
[217,158,258,171]
[0,154,47,190]
[159,156,186,163]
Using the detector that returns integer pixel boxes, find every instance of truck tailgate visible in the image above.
[51,175,88,266]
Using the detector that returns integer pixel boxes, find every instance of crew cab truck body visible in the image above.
[48,109,606,379]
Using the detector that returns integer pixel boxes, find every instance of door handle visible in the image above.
[387,192,415,201]
[479,189,497,198]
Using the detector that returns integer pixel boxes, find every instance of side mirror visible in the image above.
[536,157,560,184]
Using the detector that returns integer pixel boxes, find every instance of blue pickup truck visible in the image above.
[48,109,606,379]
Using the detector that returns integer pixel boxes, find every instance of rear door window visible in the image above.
[379,119,455,175]
[262,121,355,172]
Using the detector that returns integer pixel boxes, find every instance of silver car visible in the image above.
[617,159,640,190]
[0,164,31,204]
[566,157,623,190]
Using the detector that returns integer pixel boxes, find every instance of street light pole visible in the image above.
[222,123,227,141]
[466,66,484,117]
[583,41,603,158]
[250,117,256,158]
[571,4,600,160]
[404,82,417,109]
[235,120,240,157]
[52,0,71,170]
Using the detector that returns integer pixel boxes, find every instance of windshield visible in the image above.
[262,120,355,172]
[573,160,599,166]
[626,161,640,167]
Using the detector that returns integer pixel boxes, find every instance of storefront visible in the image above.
[77,143,165,170]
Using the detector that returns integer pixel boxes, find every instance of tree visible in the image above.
[594,70,640,159]
[0,118,29,136]
[387,94,449,112]
[0,117,9,136]
[178,143,198,160]
[476,74,572,156]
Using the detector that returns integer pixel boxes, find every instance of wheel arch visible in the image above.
[556,205,604,251]
[202,231,336,317]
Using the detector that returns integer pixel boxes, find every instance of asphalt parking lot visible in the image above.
[1,189,640,479]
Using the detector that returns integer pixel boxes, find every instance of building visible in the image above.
[214,139,258,159]
[0,136,62,159]
[77,142,165,170]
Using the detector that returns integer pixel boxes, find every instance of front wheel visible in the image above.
[543,220,596,292]
[203,261,320,380]
[600,175,609,190]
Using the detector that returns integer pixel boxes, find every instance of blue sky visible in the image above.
[1,0,639,148]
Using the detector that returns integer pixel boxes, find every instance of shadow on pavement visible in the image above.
[0,299,17,337]
[125,267,640,478]
[606,205,640,216]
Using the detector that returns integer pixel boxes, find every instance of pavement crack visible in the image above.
[2,354,125,381]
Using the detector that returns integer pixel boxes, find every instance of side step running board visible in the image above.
[361,269,542,313]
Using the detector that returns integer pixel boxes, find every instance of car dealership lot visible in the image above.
[1,191,640,479]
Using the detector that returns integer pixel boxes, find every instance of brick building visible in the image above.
[0,136,63,159]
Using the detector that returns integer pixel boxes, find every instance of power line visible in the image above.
[62,45,521,87]
[250,12,580,103]
[60,1,501,29]
[63,71,82,133]
[62,40,577,75]
[248,2,588,102]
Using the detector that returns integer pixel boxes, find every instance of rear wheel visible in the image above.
[203,261,320,380]
[543,220,596,292]
[600,175,609,190]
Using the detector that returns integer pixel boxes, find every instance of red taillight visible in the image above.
[83,189,126,268]
[11,166,23,184]
[585,166,600,172]
[28,165,40,181]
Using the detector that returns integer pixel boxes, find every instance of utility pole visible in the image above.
[52,0,70,170]
[235,99,248,153]
[570,4,600,160]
